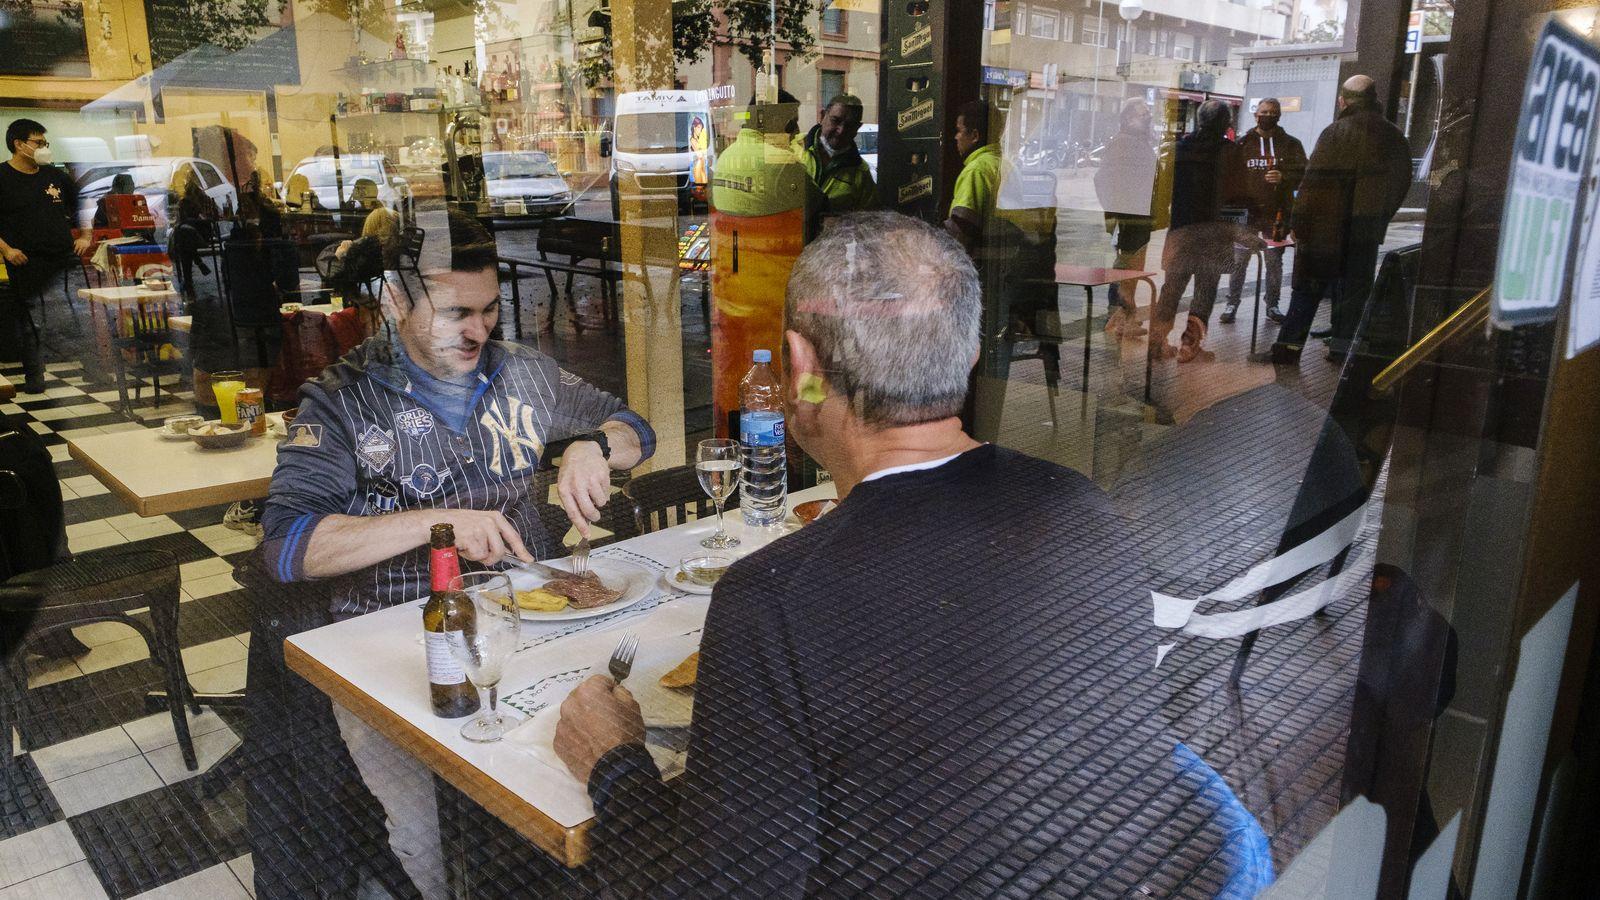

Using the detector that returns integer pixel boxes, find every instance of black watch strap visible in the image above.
[576,429,611,460]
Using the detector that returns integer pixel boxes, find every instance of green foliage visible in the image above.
[579,0,818,89]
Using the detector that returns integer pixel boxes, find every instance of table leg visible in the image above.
[1081,286,1093,393]
[508,265,524,339]
[1141,278,1157,402]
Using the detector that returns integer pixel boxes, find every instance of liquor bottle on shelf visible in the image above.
[424,523,481,718]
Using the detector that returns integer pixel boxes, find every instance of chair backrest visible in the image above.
[130,302,171,343]
[538,217,619,262]
[401,226,426,267]
[622,465,736,535]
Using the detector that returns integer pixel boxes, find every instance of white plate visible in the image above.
[156,424,193,441]
[662,566,713,596]
[506,557,656,622]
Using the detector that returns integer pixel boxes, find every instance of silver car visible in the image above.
[75,157,237,238]
[484,151,574,220]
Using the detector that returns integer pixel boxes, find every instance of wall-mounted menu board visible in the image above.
[0,0,92,77]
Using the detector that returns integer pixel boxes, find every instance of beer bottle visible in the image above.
[425,523,481,718]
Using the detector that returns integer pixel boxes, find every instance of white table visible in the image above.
[169,303,340,334]
[284,483,838,866]
[67,422,285,516]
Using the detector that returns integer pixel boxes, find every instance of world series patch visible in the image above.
[355,425,397,474]
[396,407,435,440]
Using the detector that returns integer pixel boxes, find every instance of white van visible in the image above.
[610,89,715,213]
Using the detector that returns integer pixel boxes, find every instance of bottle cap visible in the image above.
[752,349,772,363]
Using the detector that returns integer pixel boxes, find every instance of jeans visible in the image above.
[1155,268,1223,332]
[1226,243,1285,309]
[1,257,69,381]
[1275,242,1380,347]
[333,703,448,899]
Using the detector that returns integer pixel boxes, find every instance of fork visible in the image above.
[608,632,638,683]
[571,534,591,576]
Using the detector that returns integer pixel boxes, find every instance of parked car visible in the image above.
[857,123,879,181]
[75,157,236,239]
[483,150,574,221]
[283,154,409,212]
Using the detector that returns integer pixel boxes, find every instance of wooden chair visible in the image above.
[622,464,739,536]
[105,301,182,412]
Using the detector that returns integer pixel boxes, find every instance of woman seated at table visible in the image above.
[257,209,656,899]
[554,211,1273,897]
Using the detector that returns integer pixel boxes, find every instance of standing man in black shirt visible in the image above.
[1221,98,1306,324]
[0,119,90,392]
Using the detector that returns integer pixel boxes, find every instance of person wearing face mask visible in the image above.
[795,93,877,215]
[1221,98,1306,324]
[0,119,92,392]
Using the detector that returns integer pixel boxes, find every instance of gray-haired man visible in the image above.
[552,212,1270,896]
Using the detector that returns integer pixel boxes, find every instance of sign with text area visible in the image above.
[1494,19,1600,327]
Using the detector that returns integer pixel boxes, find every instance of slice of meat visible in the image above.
[542,572,625,609]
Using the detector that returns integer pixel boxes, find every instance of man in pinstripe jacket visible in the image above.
[258,211,654,897]
[262,213,654,617]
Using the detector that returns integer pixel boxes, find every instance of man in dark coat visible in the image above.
[1154,99,1247,363]
[1269,75,1413,363]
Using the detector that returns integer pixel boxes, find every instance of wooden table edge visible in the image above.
[67,439,152,516]
[67,436,275,517]
[282,639,594,868]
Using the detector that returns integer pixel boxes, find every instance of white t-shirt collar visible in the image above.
[860,450,967,483]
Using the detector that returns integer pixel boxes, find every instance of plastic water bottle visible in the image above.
[739,349,787,527]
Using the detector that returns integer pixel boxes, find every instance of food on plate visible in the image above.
[659,651,699,689]
[514,587,570,612]
[540,572,624,609]
[190,422,244,436]
[793,499,837,525]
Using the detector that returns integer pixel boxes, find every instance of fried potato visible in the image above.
[659,651,699,689]
[515,588,570,612]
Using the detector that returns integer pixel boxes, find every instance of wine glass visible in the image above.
[696,438,741,549]
[446,571,521,743]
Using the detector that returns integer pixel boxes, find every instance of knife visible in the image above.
[514,559,579,580]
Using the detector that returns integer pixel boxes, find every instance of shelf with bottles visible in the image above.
[336,56,430,81]
[338,104,485,121]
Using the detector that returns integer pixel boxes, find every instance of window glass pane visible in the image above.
[6,0,1590,897]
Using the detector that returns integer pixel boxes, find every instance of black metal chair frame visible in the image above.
[0,544,200,771]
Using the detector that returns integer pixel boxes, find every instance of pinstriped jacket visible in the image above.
[260,336,654,618]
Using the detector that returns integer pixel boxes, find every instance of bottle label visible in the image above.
[425,630,468,685]
[429,545,460,592]
[741,410,785,448]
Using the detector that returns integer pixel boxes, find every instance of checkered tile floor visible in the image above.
[2,361,257,900]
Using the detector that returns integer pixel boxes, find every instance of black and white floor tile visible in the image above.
[3,362,258,900]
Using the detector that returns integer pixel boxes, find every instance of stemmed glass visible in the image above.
[696,438,741,549]
[446,571,521,743]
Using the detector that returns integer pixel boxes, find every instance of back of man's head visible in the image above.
[6,118,44,155]
[1197,99,1232,136]
[785,211,979,427]
[1340,75,1379,108]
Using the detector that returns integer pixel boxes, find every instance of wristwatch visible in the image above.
[574,429,611,460]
